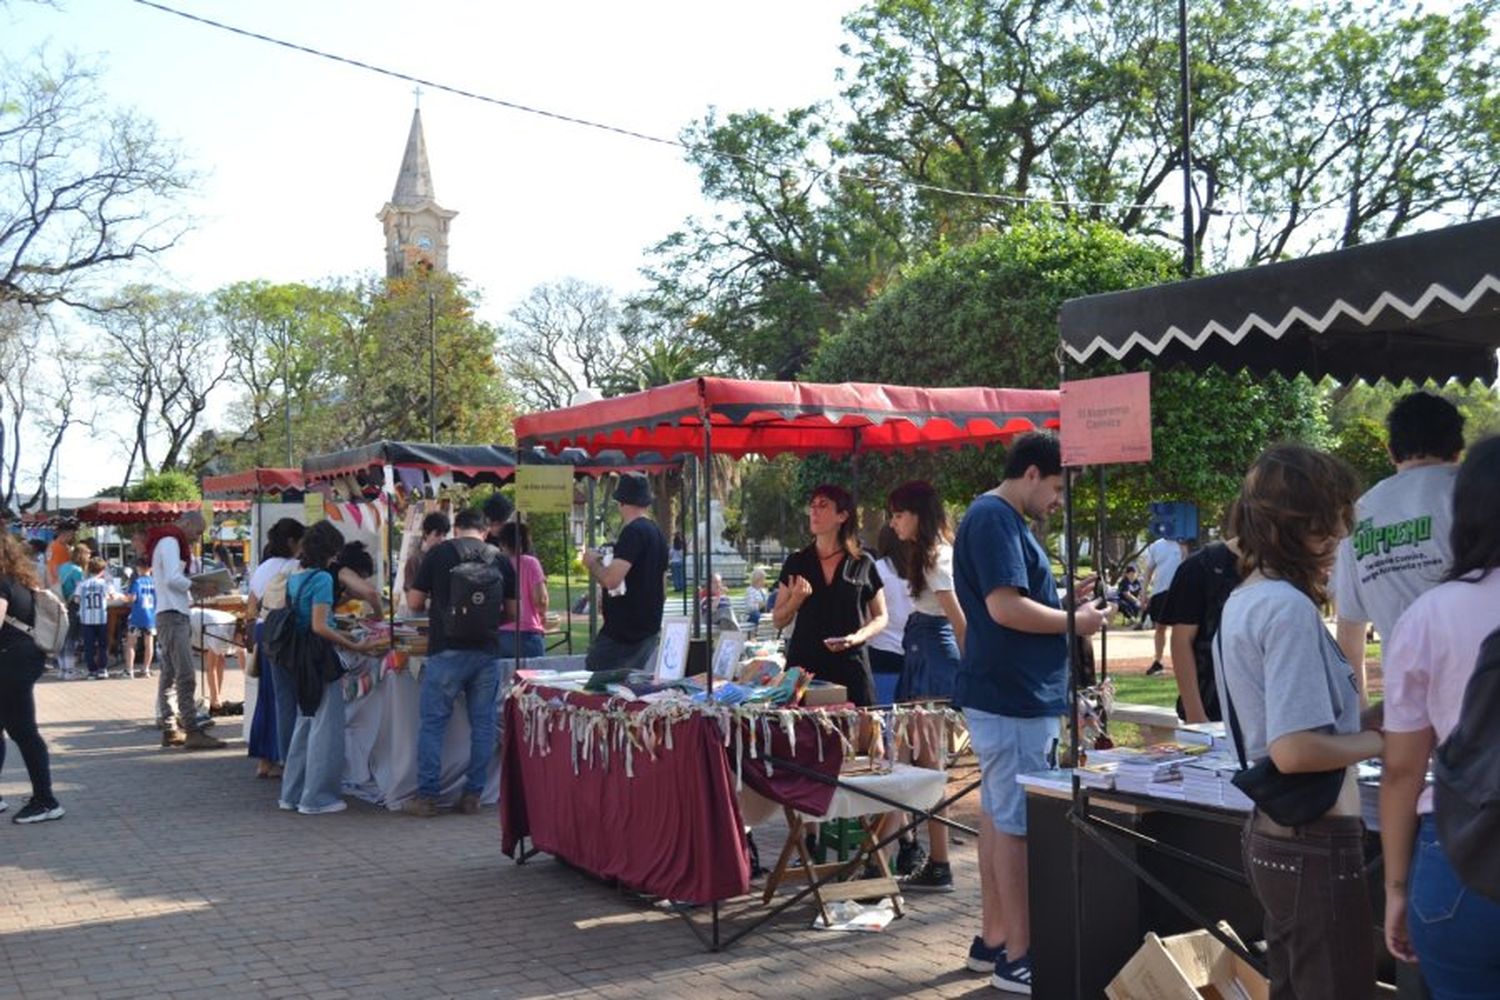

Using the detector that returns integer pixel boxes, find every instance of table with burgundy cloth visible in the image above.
[499,685,846,908]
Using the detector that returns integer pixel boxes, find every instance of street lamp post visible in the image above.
[1178,0,1195,278]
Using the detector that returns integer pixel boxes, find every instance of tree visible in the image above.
[496,279,639,411]
[89,285,233,483]
[0,51,191,310]
[126,469,198,502]
[0,301,74,511]
[806,218,1322,536]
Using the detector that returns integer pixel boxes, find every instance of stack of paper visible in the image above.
[1174,721,1231,752]
[1077,761,1120,790]
[1179,752,1253,810]
[1104,744,1204,796]
[1016,768,1075,794]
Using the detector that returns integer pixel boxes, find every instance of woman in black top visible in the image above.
[773,484,888,706]
[0,533,64,823]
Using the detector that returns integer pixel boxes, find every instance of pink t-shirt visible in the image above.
[1383,570,1500,812]
[501,553,546,634]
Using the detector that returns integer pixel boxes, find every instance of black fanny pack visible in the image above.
[1218,633,1345,827]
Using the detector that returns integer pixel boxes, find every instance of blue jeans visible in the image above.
[279,678,346,811]
[897,612,960,701]
[81,623,107,675]
[270,658,300,764]
[1409,813,1500,997]
[670,559,686,592]
[418,649,501,799]
[500,630,545,660]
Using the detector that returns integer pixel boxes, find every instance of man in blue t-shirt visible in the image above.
[951,433,1109,994]
[124,558,157,679]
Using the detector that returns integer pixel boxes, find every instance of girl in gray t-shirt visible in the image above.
[1217,443,1384,1000]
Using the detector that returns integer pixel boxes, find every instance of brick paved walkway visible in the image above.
[2,670,999,1000]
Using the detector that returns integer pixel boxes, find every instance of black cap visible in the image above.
[612,472,654,507]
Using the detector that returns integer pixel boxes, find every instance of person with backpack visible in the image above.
[246,518,304,779]
[1380,434,1500,997]
[0,533,65,824]
[404,506,516,818]
[277,521,386,816]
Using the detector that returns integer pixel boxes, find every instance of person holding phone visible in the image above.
[772,484,888,706]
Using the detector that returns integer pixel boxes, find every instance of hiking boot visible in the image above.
[402,795,438,818]
[457,792,482,815]
[182,730,226,751]
[12,798,65,824]
[901,859,955,893]
[161,728,186,748]
[895,838,928,877]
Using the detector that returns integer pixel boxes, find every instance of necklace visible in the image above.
[816,546,843,561]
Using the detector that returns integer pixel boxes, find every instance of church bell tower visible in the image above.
[377,105,457,278]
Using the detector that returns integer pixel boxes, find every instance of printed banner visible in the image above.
[1059,372,1153,466]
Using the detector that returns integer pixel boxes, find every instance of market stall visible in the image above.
[512,376,1062,947]
[1051,216,1500,999]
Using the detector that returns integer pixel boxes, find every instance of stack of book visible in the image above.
[1173,721,1231,752]
[1179,752,1254,810]
[1102,744,1205,798]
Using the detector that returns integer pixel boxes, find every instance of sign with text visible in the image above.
[1059,372,1153,466]
[303,491,324,524]
[514,464,574,514]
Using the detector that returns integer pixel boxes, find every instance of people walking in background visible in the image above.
[0,533,65,824]
[1379,435,1500,997]
[122,557,157,679]
[45,519,78,590]
[75,557,115,680]
[1216,444,1381,1000]
[743,566,769,630]
[1158,538,1241,724]
[56,543,88,680]
[670,532,687,593]
[1142,532,1186,675]
[1335,390,1464,702]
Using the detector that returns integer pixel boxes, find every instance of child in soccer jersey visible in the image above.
[74,558,119,680]
[123,558,157,678]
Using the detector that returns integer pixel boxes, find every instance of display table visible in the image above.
[342,664,502,811]
[500,684,845,905]
[1022,784,1411,1000]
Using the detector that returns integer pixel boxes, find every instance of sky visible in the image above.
[5,0,859,496]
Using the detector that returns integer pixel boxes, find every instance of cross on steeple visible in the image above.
[412,85,423,109]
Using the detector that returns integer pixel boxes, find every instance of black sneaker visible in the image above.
[1145,660,1165,676]
[967,935,1007,972]
[895,838,928,877]
[12,799,65,824]
[901,859,954,893]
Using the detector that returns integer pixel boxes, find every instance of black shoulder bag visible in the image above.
[1217,631,1345,827]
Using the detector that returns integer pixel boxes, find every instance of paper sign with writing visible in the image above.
[303,491,325,524]
[1059,372,1153,466]
[515,465,574,514]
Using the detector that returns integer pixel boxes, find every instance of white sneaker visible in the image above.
[297,800,348,816]
[277,800,297,812]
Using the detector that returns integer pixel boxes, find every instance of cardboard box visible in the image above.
[800,681,849,707]
[1106,924,1268,1000]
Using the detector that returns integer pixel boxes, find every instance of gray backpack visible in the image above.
[5,587,70,657]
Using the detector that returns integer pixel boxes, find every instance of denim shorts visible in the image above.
[963,708,1057,836]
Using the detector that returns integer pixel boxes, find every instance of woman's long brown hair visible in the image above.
[1228,443,1360,605]
[0,533,42,590]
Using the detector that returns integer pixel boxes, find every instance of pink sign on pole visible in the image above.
[1059,372,1153,466]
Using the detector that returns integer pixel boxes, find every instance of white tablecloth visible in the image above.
[796,762,949,822]
[342,669,502,811]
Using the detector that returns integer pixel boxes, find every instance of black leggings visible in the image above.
[0,644,53,804]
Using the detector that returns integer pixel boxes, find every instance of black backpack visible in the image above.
[1433,625,1500,903]
[445,541,506,642]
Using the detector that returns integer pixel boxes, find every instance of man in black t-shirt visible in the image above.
[581,472,668,673]
[405,507,516,817]
[1156,539,1241,723]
